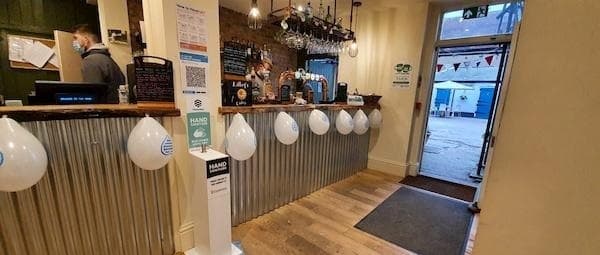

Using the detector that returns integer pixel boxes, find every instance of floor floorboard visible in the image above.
[232,170,478,255]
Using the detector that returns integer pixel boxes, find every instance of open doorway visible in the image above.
[421,43,510,186]
[418,1,523,187]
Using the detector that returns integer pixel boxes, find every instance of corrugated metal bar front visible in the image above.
[0,118,174,255]
[226,109,370,226]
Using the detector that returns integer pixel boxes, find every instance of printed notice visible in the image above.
[186,112,211,149]
[176,4,207,53]
[392,63,412,89]
[206,157,230,199]
[180,52,209,113]
[180,52,208,93]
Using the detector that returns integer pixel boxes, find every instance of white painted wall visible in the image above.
[473,1,600,254]
[96,0,132,74]
[338,0,429,176]
[141,0,224,251]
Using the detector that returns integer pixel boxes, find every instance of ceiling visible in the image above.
[218,0,427,18]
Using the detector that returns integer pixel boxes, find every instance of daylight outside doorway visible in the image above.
[419,2,522,187]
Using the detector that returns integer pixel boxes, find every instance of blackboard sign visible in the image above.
[222,41,248,76]
[134,56,175,105]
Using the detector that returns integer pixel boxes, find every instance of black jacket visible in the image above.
[81,46,125,103]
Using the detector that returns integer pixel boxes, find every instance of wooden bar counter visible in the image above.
[0,104,181,122]
[219,103,380,115]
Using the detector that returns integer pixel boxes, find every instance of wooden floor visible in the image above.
[232,169,478,255]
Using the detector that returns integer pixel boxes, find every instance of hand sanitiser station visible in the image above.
[186,146,242,255]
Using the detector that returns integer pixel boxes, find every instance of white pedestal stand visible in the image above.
[185,149,242,255]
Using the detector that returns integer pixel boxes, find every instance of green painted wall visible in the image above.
[0,0,99,104]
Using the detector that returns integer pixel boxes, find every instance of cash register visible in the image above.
[28,81,110,105]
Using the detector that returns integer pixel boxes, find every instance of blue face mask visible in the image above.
[72,41,85,55]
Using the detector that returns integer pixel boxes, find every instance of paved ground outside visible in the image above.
[421,116,488,186]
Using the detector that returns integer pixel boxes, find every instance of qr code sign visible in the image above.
[185,66,206,88]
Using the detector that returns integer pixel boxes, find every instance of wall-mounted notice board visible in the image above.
[7,34,59,71]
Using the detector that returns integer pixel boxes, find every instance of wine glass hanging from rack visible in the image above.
[270,0,355,55]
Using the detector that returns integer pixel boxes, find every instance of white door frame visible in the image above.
[411,2,522,190]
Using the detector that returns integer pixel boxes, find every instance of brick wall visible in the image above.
[127,0,144,53]
[219,6,298,88]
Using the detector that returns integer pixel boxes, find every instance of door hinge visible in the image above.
[417,75,422,87]
[490,135,496,147]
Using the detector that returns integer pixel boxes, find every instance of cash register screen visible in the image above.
[31,81,108,105]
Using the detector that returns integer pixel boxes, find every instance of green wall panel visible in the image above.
[0,0,100,104]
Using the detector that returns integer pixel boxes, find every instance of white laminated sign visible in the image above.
[206,157,229,199]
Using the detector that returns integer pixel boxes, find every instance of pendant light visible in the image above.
[248,0,262,30]
[348,1,361,58]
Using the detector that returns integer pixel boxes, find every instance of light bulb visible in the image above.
[248,1,262,30]
[348,38,358,58]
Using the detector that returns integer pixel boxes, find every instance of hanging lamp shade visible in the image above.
[248,0,262,30]
[348,38,358,58]
[348,1,361,58]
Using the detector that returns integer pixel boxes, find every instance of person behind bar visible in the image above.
[72,24,125,103]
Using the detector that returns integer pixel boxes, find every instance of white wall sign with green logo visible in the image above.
[392,63,412,89]
[187,112,211,149]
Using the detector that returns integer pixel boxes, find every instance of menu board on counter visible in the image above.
[134,56,175,107]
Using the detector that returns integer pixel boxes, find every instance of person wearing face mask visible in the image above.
[72,24,125,103]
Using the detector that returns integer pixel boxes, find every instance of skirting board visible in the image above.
[367,156,409,176]
[179,222,195,251]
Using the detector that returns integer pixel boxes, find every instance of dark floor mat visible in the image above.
[400,175,476,202]
[355,187,473,255]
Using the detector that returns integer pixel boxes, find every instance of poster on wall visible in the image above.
[180,52,209,112]
[176,4,207,53]
[392,63,412,89]
[206,157,230,199]
[187,111,211,149]
[177,3,212,151]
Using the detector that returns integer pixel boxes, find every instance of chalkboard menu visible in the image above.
[222,41,248,76]
[134,56,175,105]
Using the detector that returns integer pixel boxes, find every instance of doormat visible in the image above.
[355,187,473,255]
[400,175,476,202]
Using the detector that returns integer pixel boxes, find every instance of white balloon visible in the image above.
[0,116,48,192]
[308,110,330,135]
[274,112,299,145]
[336,110,354,135]
[353,110,370,135]
[127,116,174,170]
[225,113,257,160]
[369,109,383,128]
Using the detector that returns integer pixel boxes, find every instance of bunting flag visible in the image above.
[476,61,482,67]
[485,55,494,66]
[436,64,444,72]
[453,63,461,71]
[463,61,471,68]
